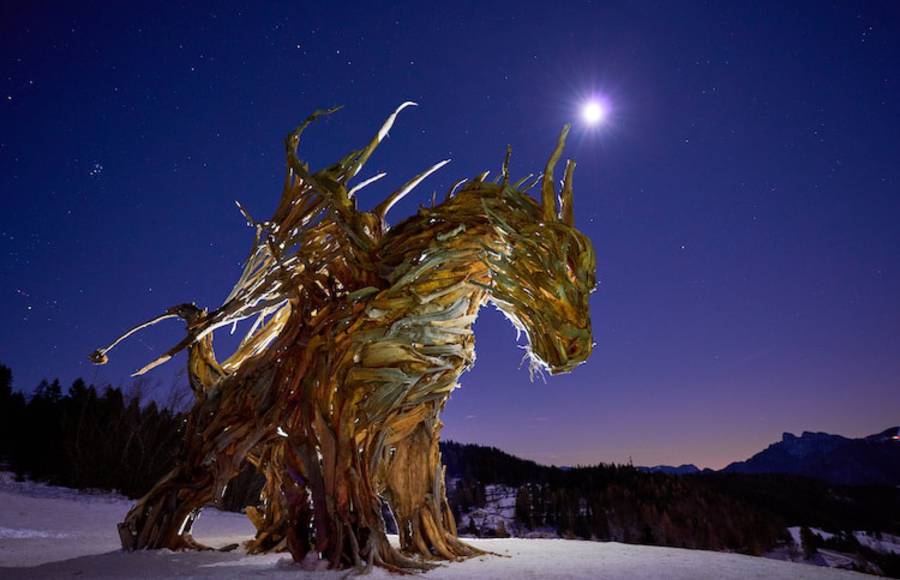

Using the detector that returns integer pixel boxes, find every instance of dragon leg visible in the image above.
[243,440,298,554]
[383,414,484,560]
[118,390,264,552]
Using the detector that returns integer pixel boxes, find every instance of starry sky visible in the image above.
[2,2,899,469]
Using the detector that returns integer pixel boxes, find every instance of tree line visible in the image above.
[0,365,184,497]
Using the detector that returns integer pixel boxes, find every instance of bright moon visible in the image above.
[582,101,606,125]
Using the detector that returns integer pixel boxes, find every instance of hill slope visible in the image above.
[0,476,874,579]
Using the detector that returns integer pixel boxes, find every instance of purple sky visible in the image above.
[2,2,898,469]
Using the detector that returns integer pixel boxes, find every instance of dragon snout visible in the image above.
[543,324,593,375]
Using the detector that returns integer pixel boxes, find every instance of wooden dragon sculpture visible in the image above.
[91,103,597,573]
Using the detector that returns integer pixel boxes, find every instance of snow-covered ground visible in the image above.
[456,483,522,537]
[855,531,900,556]
[781,526,900,574]
[0,475,876,579]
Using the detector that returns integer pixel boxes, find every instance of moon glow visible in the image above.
[581,100,607,125]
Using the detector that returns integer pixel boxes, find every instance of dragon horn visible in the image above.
[560,159,576,225]
[501,145,512,186]
[346,101,417,180]
[541,124,571,222]
[374,159,451,223]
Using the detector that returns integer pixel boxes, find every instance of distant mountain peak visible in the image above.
[637,464,701,475]
[724,427,900,486]
[865,426,899,442]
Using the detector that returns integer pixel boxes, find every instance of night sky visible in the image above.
[2,2,899,469]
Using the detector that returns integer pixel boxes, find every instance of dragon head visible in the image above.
[485,125,597,376]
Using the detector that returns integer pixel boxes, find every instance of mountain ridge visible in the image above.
[722,426,900,486]
[636,464,701,475]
